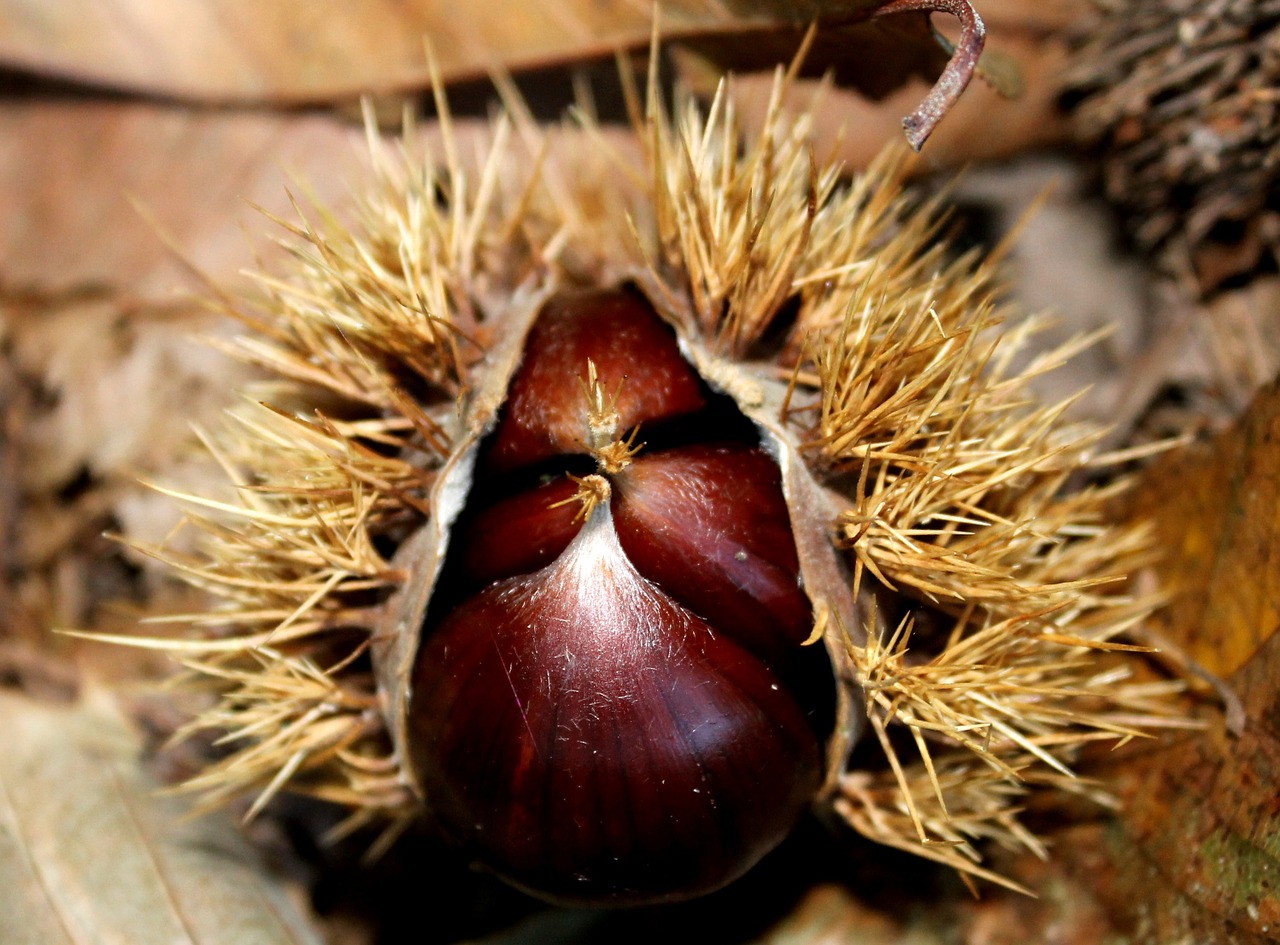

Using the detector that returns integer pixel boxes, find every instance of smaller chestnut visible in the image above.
[612,444,816,659]
[481,290,708,477]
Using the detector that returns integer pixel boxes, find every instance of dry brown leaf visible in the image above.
[0,100,382,295]
[0,101,364,642]
[1134,379,1280,678]
[1049,381,1280,943]
[0,0,943,105]
[1059,635,1280,944]
[0,99,506,505]
[0,101,490,641]
[0,686,324,945]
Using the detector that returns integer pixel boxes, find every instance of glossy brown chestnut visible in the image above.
[613,445,815,659]
[482,289,708,477]
[409,288,829,905]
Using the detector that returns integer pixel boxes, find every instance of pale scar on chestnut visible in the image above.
[407,288,835,905]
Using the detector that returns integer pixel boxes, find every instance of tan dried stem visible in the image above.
[593,428,644,477]
[549,474,613,524]
[579,358,622,447]
[575,358,644,474]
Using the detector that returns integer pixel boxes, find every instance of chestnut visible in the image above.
[408,289,834,905]
[481,290,708,477]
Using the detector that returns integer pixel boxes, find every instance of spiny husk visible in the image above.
[129,58,1175,886]
[1069,0,1280,293]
